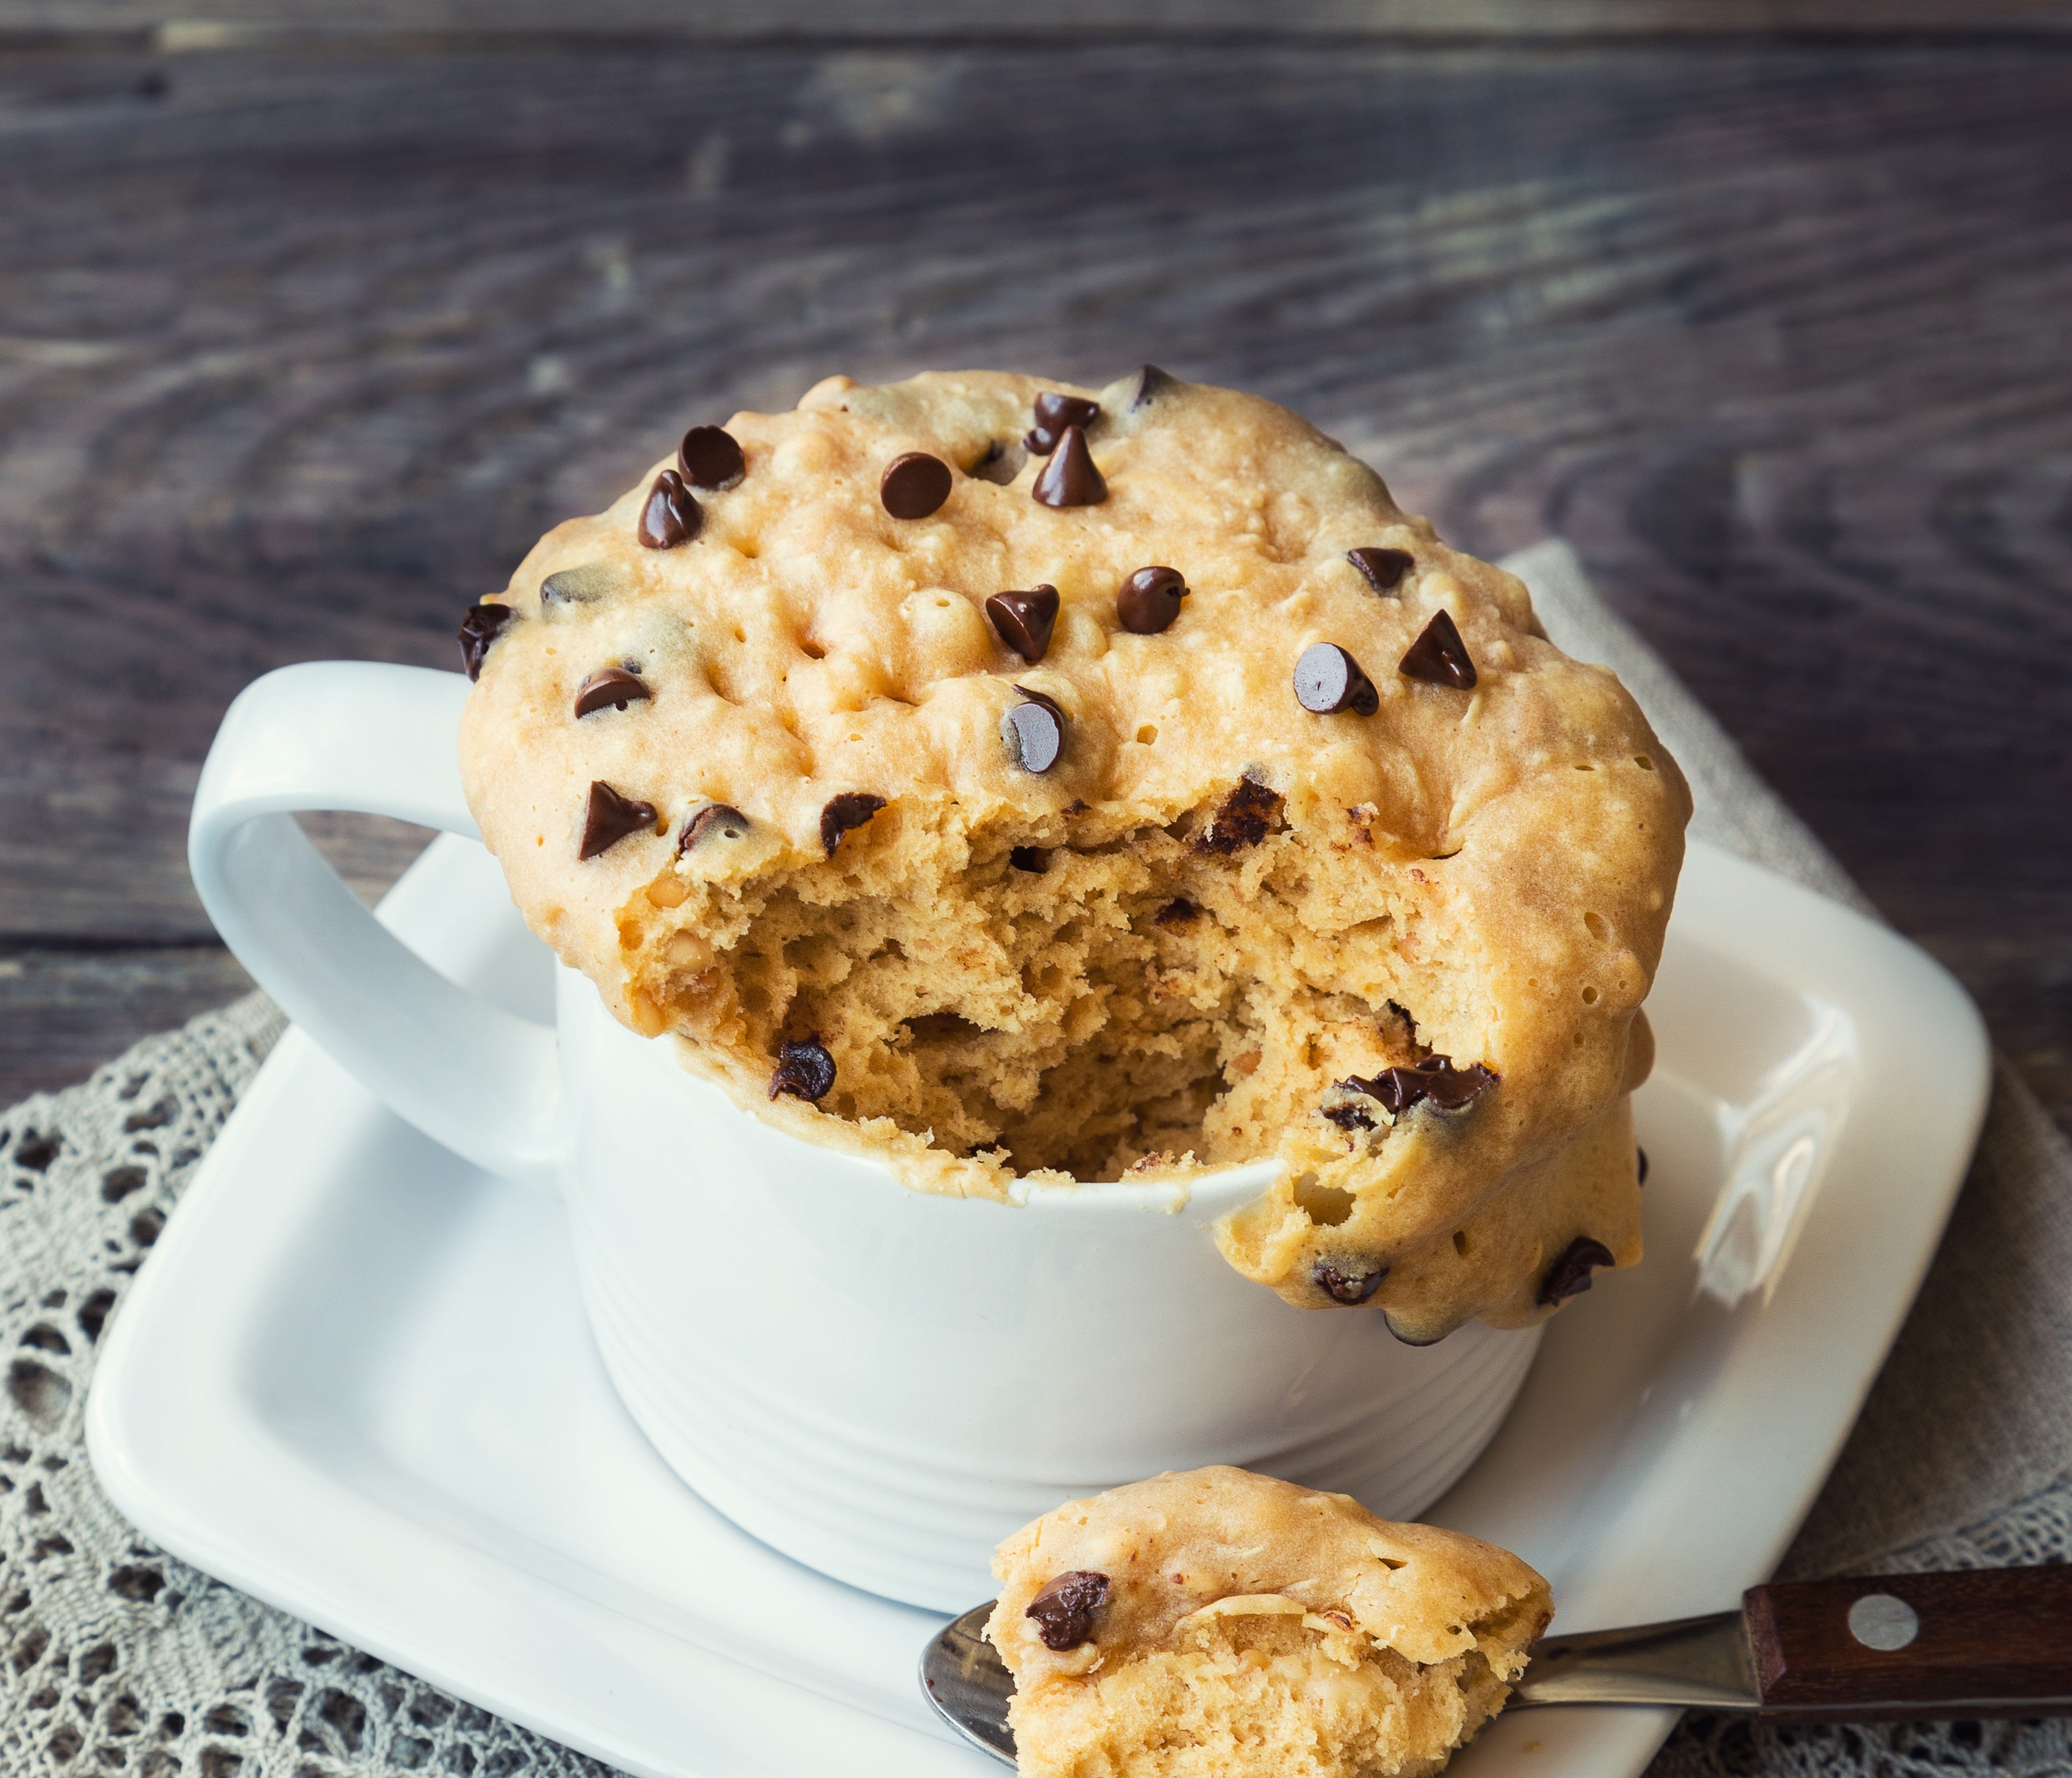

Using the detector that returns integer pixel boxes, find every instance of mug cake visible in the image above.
[456,369,1689,1344]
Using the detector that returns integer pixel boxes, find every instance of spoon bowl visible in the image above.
[919,1602,1016,1765]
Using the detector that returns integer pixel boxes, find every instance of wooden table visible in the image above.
[3,9,2068,1138]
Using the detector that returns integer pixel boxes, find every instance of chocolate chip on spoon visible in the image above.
[1294,642,1379,716]
[986,585,1060,663]
[1315,1260,1388,1305]
[1002,688,1066,774]
[638,469,702,549]
[880,452,952,520]
[457,603,515,680]
[573,666,652,718]
[820,791,887,855]
[1026,1571,1110,1650]
[579,781,658,860]
[1025,391,1100,455]
[769,1037,837,1103]
[1032,424,1106,508]
[1346,546,1414,592]
[1116,566,1189,634]
[679,802,750,851]
[1538,1235,1616,1306]
[1399,610,1477,689]
[678,424,746,491]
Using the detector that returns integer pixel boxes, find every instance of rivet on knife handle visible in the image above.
[1746,1567,2072,1719]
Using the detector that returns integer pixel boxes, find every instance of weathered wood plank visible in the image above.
[0,38,2065,1128]
[7,2,2072,43]
[0,946,256,1102]
[0,814,426,1102]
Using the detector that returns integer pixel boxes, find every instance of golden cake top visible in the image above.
[457,368,1690,1337]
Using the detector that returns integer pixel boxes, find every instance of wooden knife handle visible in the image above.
[1746,1567,2072,1719]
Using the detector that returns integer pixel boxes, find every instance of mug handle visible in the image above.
[188,660,560,1188]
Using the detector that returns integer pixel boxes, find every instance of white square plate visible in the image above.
[88,833,1988,1778]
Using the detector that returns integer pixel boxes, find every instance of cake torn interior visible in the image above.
[623,792,1472,1186]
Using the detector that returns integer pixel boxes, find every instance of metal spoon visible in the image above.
[921,1567,2072,1764]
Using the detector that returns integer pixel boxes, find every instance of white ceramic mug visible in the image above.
[189,659,1543,1610]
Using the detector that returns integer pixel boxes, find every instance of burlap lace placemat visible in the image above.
[4,541,2067,1778]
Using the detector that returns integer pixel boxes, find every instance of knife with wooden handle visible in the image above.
[921,1567,2072,1763]
[1517,1567,2072,1719]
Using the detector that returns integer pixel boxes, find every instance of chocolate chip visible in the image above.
[1383,1313,1447,1348]
[457,603,515,681]
[1193,777,1284,855]
[1026,1571,1110,1651]
[540,565,612,607]
[579,782,658,860]
[1002,689,1066,774]
[1009,846,1049,873]
[1338,1055,1498,1117]
[1315,1260,1388,1305]
[1405,1056,1498,1109]
[1154,897,1201,929]
[638,469,702,549]
[678,424,745,490]
[1346,546,1414,593]
[1636,1147,1649,1186]
[880,452,952,520]
[680,803,750,851]
[1295,642,1379,716]
[1322,1102,1374,1132]
[1538,1236,1616,1306]
[1032,425,1106,508]
[1025,391,1100,455]
[1116,566,1188,635]
[971,438,1026,485]
[768,1037,837,1103]
[573,666,652,718]
[986,585,1060,663]
[820,791,886,855]
[1131,364,1177,408]
[1037,390,1099,430]
[1399,610,1477,689]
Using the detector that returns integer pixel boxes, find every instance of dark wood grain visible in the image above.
[0,816,426,1102]
[0,946,255,1104]
[1,36,2067,1129]
[1746,1569,2072,1716]
[13,2,2072,44]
